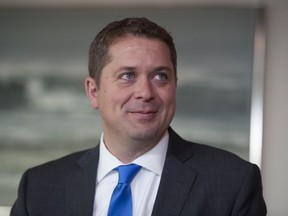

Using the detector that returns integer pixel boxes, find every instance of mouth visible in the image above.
[131,110,156,114]
[128,110,157,120]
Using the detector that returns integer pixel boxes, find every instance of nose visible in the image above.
[134,78,155,101]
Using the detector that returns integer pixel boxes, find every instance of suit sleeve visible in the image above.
[231,164,267,216]
[10,170,29,216]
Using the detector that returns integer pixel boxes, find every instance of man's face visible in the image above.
[86,37,177,146]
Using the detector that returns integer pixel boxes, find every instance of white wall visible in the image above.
[262,0,288,215]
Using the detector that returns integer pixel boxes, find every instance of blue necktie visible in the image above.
[107,164,141,216]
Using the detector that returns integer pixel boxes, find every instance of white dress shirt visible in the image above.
[92,131,169,216]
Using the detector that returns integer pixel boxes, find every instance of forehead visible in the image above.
[99,36,176,84]
[110,34,163,47]
[108,36,171,58]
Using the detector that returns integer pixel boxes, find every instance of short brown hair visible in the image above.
[88,17,177,86]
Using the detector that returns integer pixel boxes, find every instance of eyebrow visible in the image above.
[118,66,137,71]
[153,66,173,73]
[118,66,172,72]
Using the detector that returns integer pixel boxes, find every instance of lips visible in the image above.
[127,103,158,113]
[127,108,158,121]
[130,110,156,114]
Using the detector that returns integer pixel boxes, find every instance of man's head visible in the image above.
[88,17,177,86]
[85,18,177,160]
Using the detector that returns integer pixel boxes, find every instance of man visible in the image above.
[11,17,266,216]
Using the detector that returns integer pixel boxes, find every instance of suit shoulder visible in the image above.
[187,141,257,175]
[26,147,98,176]
[169,128,254,172]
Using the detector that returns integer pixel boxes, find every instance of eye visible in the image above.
[154,72,168,81]
[121,72,135,80]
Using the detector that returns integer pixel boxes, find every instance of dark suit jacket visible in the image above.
[11,128,266,216]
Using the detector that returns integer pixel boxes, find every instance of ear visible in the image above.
[85,77,99,109]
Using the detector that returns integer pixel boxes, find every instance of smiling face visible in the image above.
[85,37,177,153]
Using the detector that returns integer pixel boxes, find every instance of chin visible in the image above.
[128,126,165,142]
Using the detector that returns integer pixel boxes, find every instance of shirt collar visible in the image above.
[97,131,169,183]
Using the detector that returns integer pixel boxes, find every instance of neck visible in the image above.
[103,134,163,164]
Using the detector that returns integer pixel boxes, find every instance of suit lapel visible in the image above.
[65,147,99,216]
[63,129,197,216]
[152,128,199,216]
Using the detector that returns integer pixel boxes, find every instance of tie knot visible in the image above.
[115,164,141,184]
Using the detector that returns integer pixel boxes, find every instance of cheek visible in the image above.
[96,88,108,110]
[160,88,176,105]
[101,88,131,111]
